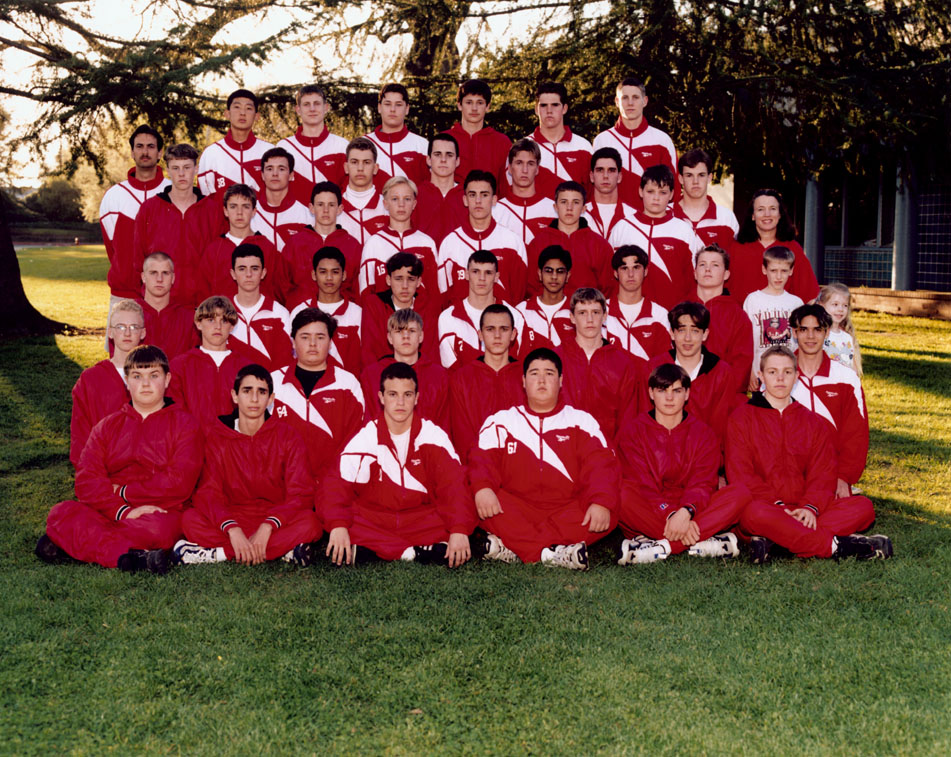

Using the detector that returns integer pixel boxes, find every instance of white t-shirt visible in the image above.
[536,298,566,320]
[391,429,411,464]
[235,295,265,322]
[616,299,643,325]
[200,346,231,367]
[742,289,803,366]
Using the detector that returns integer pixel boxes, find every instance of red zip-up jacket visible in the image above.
[197,233,288,306]
[70,360,129,468]
[447,122,511,188]
[282,225,362,307]
[359,289,440,366]
[136,298,198,362]
[277,127,348,207]
[691,289,754,398]
[592,118,679,210]
[197,131,274,196]
[168,348,251,424]
[448,357,524,460]
[526,220,615,300]
[413,181,468,246]
[359,227,440,301]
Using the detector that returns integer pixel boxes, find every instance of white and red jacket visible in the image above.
[70,360,128,468]
[365,126,429,186]
[359,227,440,300]
[290,298,363,375]
[592,118,679,210]
[340,186,389,245]
[413,181,468,246]
[75,401,203,520]
[197,131,274,196]
[727,239,820,306]
[437,299,525,370]
[359,289,441,366]
[437,219,528,303]
[99,167,170,298]
[691,290,754,398]
[270,363,365,479]
[250,193,314,252]
[556,337,640,441]
[447,122,512,187]
[321,413,475,535]
[277,127,348,207]
[605,297,670,364]
[726,393,837,512]
[526,220,615,299]
[516,296,574,350]
[229,295,293,373]
[191,414,315,533]
[609,211,703,310]
[468,401,620,512]
[791,353,868,486]
[197,232,288,306]
[360,355,450,431]
[136,299,197,362]
[527,126,593,187]
[583,199,637,242]
[168,348,251,424]
[448,357,524,459]
[673,199,739,250]
[493,189,555,247]
[281,225,362,308]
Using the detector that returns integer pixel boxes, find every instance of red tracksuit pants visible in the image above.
[182,507,322,561]
[46,500,183,568]
[482,491,618,563]
[618,483,751,553]
[739,495,875,558]
[348,501,452,561]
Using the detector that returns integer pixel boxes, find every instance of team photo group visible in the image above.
[36,75,893,574]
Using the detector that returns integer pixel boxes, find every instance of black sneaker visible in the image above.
[410,542,449,565]
[749,536,774,565]
[117,548,171,574]
[35,533,77,564]
[282,542,317,567]
[836,534,893,560]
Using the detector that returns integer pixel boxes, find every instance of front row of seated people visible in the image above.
[40,318,892,572]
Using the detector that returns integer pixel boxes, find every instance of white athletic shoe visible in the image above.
[540,542,589,571]
[688,532,740,558]
[617,537,670,565]
[399,546,416,562]
[483,533,519,563]
[173,539,225,565]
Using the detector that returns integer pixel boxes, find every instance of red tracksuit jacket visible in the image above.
[690,290,754,397]
[229,295,292,373]
[282,226,362,307]
[70,360,129,468]
[672,198,739,250]
[604,297,671,364]
[727,240,820,306]
[437,219,528,304]
[168,348,251,424]
[448,357,525,460]
[197,131,274,196]
[277,128,348,207]
[359,289,441,366]
[197,233,288,306]
[526,220,615,300]
[359,227,440,301]
[592,118,679,210]
[136,299,198,362]
[365,127,429,186]
[413,182,468,246]
[360,355,450,430]
[447,122,511,188]
[529,126,593,188]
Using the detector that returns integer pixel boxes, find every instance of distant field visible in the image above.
[3,244,950,755]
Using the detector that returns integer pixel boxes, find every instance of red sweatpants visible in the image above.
[739,495,875,558]
[182,507,322,561]
[349,502,452,561]
[618,483,751,554]
[481,492,618,563]
[46,500,183,568]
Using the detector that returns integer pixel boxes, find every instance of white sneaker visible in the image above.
[540,542,589,571]
[617,537,670,565]
[399,546,416,562]
[688,532,740,558]
[483,533,519,563]
[173,539,225,565]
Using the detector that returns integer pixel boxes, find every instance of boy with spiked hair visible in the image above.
[38,345,203,574]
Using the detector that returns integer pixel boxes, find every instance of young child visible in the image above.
[742,245,803,391]
[818,282,863,376]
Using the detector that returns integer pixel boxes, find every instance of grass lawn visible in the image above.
[3,245,950,755]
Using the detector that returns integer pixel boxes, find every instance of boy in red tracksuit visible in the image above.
[323,362,476,566]
[469,347,620,570]
[447,79,511,188]
[197,89,274,197]
[493,138,557,247]
[136,252,198,362]
[616,363,750,565]
[174,364,322,566]
[604,245,670,365]
[515,245,575,350]
[413,133,467,246]
[71,299,144,467]
[37,346,203,574]
[168,297,251,424]
[726,346,891,563]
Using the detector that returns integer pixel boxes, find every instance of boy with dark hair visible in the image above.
[271,308,365,480]
[516,245,575,350]
[727,346,890,563]
[198,89,275,196]
[136,252,198,361]
[71,299,145,467]
[673,148,738,248]
[413,133,467,245]
[174,364,321,566]
[278,84,349,206]
[526,81,593,188]
[38,345,203,574]
[323,363,475,566]
[437,170,528,303]
[609,164,703,310]
[604,245,670,364]
[789,304,868,498]
[469,347,620,570]
[447,79,511,187]
[227,242,293,372]
[169,296,251,423]
[593,77,679,210]
[364,83,428,186]
[340,136,389,244]
[289,246,363,374]
[584,147,636,240]
[527,180,614,299]
[616,363,750,565]
[250,146,314,252]
[448,304,525,459]
[494,138,557,245]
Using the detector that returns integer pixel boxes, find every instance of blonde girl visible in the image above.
[817,282,863,376]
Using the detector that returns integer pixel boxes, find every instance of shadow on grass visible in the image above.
[865,345,951,361]
[863,351,951,399]
[870,428,951,465]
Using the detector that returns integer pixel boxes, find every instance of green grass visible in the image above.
[3,245,951,755]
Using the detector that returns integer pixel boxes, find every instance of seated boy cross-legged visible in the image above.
[322,363,477,567]
[174,364,322,566]
[616,363,751,565]
[468,347,620,570]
